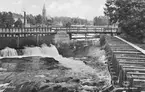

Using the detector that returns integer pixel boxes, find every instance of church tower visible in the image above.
[42,4,47,25]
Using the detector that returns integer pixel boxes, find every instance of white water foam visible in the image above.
[0,44,96,73]
[0,47,18,57]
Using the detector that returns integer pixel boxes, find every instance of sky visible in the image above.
[0,0,106,20]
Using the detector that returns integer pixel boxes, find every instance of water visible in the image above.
[0,43,111,91]
[0,44,96,73]
[0,47,18,57]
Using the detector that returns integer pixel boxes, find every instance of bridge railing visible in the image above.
[0,27,119,34]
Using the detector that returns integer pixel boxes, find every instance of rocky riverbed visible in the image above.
[0,40,111,92]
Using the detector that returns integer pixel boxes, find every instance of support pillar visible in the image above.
[36,34,39,46]
[17,34,20,48]
[85,33,87,41]
[69,33,72,40]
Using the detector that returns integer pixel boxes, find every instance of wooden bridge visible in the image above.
[100,35,145,92]
[0,27,119,39]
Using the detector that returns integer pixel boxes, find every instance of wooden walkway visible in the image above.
[0,27,119,38]
[101,35,145,92]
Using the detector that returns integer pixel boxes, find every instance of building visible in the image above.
[12,13,30,27]
[42,4,52,27]
[42,4,47,25]
[13,13,24,23]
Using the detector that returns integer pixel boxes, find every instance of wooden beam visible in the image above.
[113,51,142,54]
[117,57,145,60]
[127,72,145,76]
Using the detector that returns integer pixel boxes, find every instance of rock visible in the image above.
[1,63,17,72]
[40,57,60,70]
[39,83,79,92]
[82,81,97,86]
[81,85,98,91]
[4,82,39,92]
[35,75,46,78]
[69,78,80,83]
[54,77,73,83]
[0,67,7,71]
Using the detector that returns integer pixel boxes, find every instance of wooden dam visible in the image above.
[100,35,145,92]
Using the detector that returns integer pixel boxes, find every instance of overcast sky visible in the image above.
[0,0,106,20]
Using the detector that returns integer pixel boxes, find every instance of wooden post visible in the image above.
[69,33,72,40]
[36,34,39,46]
[111,27,113,36]
[17,34,20,48]
[85,33,87,41]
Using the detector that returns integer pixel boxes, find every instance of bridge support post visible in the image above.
[85,33,87,41]
[36,34,39,46]
[69,33,72,40]
[16,34,20,48]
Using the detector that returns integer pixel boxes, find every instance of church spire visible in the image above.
[42,4,46,25]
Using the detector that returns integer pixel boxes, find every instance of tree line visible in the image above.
[0,12,15,28]
[0,12,51,28]
[52,17,89,27]
[0,11,109,28]
[104,0,145,41]
[0,11,92,28]
[93,16,109,26]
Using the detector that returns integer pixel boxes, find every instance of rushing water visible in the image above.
[0,47,18,57]
[0,43,111,91]
[0,44,97,74]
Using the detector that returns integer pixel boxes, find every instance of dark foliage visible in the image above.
[0,12,14,28]
[14,18,22,28]
[104,0,145,40]
[93,16,109,26]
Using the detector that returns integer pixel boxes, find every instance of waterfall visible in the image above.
[41,44,60,57]
[23,44,96,73]
[23,44,60,57]
[22,44,95,73]
[0,44,96,74]
[23,46,42,56]
[0,47,18,57]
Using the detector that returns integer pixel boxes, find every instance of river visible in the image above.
[0,40,111,92]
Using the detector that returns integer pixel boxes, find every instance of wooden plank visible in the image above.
[115,36,145,55]
[123,68,145,72]
[113,51,142,54]
[117,57,145,60]
[111,49,138,52]
[119,62,145,65]
[120,64,145,67]
[134,79,145,82]
[129,75,145,80]
[122,66,145,69]
[127,72,145,76]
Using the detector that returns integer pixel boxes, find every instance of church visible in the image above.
[41,4,52,27]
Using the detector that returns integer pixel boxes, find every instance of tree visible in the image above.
[64,22,71,27]
[0,12,14,28]
[35,14,42,25]
[14,18,22,28]
[27,14,36,26]
[93,16,108,26]
[104,0,145,40]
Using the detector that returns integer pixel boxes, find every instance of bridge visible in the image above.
[100,35,145,92]
[0,27,119,49]
[0,27,119,38]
